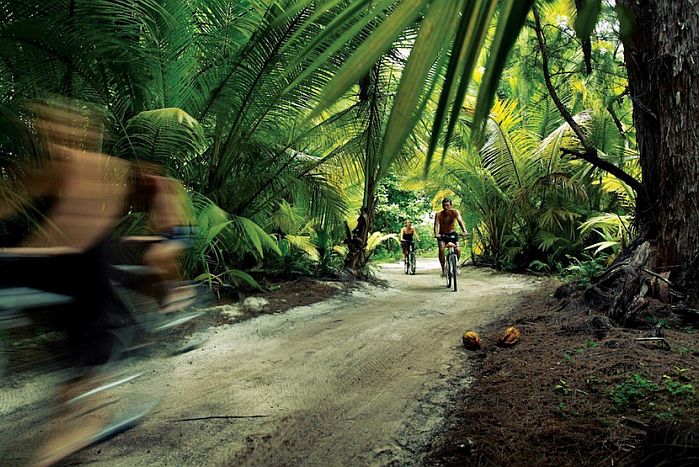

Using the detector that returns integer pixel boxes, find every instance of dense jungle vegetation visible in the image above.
[1,0,697,321]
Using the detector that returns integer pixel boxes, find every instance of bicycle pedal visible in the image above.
[152,310,203,332]
[169,336,207,356]
[91,402,154,443]
[67,372,143,404]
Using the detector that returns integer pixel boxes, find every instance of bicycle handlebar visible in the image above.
[434,233,468,239]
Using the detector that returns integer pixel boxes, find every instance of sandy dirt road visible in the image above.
[6,259,541,466]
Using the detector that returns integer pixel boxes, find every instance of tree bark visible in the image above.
[618,1,699,305]
[343,64,383,276]
[343,195,376,275]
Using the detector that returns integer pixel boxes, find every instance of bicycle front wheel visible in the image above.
[449,254,458,291]
[446,255,452,288]
[409,252,416,275]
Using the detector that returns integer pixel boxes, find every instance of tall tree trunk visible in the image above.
[344,64,383,276]
[601,1,699,321]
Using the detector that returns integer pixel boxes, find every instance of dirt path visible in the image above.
[18,260,541,465]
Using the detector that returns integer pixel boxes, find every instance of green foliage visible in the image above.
[0,0,642,285]
[574,339,600,353]
[557,253,608,284]
[0,0,357,289]
[178,193,276,290]
[574,0,602,41]
[373,174,432,238]
[610,374,660,411]
[661,375,694,398]
[288,0,536,174]
[554,379,572,395]
[370,172,435,261]
[264,211,348,277]
[610,372,696,413]
[580,213,632,255]
[366,232,399,259]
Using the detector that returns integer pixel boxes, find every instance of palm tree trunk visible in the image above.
[344,64,383,276]
[343,193,376,274]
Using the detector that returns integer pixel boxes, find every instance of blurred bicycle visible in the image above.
[0,99,207,465]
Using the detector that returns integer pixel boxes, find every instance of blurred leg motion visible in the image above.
[0,100,190,465]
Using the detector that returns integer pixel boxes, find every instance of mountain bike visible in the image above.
[438,233,460,292]
[402,240,416,275]
[0,234,207,464]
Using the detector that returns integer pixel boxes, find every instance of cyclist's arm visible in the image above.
[414,229,420,241]
[455,210,468,236]
[399,227,405,241]
[433,213,440,238]
[1,246,80,255]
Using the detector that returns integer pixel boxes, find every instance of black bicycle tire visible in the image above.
[446,253,452,288]
[410,252,416,275]
[450,254,458,291]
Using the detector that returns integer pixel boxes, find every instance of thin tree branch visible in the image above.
[532,7,642,194]
[607,87,629,138]
[172,415,269,422]
[559,148,641,191]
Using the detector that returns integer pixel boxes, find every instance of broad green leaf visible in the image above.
[223,269,261,289]
[473,0,535,137]
[116,107,206,167]
[365,231,399,254]
[614,4,634,41]
[424,0,477,172]
[380,0,462,178]
[441,0,499,161]
[287,234,320,261]
[239,216,282,257]
[586,240,619,255]
[280,0,371,60]
[205,221,232,245]
[313,0,430,116]
[283,0,394,94]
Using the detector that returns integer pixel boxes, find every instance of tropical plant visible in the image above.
[0,0,357,286]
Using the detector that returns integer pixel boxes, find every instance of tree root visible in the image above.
[565,241,699,327]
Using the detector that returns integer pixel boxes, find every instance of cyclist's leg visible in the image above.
[35,246,137,464]
[438,242,446,275]
[455,243,461,273]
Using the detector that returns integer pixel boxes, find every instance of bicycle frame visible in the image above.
[0,238,208,463]
[438,234,459,291]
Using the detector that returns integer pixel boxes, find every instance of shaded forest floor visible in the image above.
[426,281,698,466]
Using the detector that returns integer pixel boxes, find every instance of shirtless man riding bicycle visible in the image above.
[433,198,468,277]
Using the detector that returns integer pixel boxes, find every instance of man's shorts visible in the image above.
[438,232,459,249]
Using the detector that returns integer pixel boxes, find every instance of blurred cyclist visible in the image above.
[0,100,189,465]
